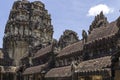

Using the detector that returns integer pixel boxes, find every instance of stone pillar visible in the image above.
[13,73,17,80]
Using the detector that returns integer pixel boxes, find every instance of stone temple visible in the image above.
[0,0,120,80]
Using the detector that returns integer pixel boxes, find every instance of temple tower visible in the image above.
[88,11,109,34]
[3,0,53,66]
[30,1,53,48]
[58,30,79,49]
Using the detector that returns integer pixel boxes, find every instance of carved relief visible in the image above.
[19,25,23,36]
[16,12,29,21]
[14,26,18,35]
[24,27,29,36]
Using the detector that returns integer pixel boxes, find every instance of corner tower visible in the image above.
[3,0,53,66]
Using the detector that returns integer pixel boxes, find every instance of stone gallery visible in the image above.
[0,0,120,80]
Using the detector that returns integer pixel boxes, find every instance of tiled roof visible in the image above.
[76,56,111,73]
[33,45,53,58]
[45,66,71,78]
[87,21,118,44]
[23,64,46,75]
[57,41,83,57]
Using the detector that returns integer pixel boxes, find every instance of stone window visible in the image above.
[109,48,112,54]
[67,58,71,65]
[64,59,67,66]
[55,61,59,67]
[59,60,63,66]
[61,60,64,66]
[89,52,93,58]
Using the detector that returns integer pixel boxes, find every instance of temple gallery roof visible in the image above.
[23,64,46,75]
[45,66,71,78]
[75,56,111,73]
[33,44,53,59]
[87,21,118,44]
[21,44,53,60]
[57,40,83,57]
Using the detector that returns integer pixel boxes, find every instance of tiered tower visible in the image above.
[88,11,109,34]
[3,0,53,66]
[30,1,53,48]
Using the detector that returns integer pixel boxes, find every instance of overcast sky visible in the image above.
[0,0,120,48]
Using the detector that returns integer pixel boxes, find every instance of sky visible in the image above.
[0,0,120,48]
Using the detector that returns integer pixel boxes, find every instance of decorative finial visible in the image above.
[82,30,87,43]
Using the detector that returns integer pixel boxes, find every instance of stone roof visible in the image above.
[75,56,111,73]
[87,21,118,44]
[57,40,83,57]
[23,64,46,75]
[33,45,53,59]
[45,66,71,78]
